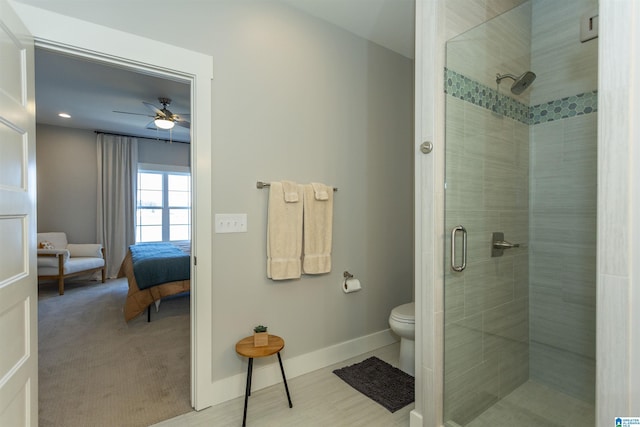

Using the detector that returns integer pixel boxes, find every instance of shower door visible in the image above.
[443,2,533,425]
[443,1,597,426]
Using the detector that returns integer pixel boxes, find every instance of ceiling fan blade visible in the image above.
[143,101,163,116]
[171,113,189,121]
[113,110,152,117]
[175,120,190,129]
[145,120,158,130]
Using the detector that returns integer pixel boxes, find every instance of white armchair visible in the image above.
[37,232,106,295]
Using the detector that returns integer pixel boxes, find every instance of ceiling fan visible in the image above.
[114,97,190,130]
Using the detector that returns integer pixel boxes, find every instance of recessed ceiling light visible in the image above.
[58,113,71,119]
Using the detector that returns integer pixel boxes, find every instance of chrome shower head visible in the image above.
[496,71,536,94]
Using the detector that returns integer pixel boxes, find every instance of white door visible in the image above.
[0,0,38,425]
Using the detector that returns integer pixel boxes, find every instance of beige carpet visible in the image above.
[38,278,191,427]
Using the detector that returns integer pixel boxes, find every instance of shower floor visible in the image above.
[453,380,594,427]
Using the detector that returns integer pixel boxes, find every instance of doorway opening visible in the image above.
[36,39,205,421]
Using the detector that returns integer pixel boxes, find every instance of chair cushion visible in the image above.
[67,244,103,258]
[37,249,70,267]
[37,232,68,249]
[38,257,104,276]
[65,257,105,274]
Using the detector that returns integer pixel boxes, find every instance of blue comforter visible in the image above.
[129,243,190,290]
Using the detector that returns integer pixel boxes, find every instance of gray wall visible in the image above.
[36,125,98,243]
[205,3,414,379]
[30,1,415,382]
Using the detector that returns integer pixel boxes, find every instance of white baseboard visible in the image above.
[211,329,398,405]
[410,409,424,427]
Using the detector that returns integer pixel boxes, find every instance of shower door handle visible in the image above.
[451,225,467,272]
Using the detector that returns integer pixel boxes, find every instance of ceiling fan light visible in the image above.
[154,117,175,130]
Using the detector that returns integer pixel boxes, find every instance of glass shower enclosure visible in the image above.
[443,1,597,425]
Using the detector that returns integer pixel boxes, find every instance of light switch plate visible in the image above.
[215,213,248,233]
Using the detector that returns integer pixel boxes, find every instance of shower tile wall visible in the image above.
[529,0,598,404]
[444,0,598,423]
[444,3,532,424]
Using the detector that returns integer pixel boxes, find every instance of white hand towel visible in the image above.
[302,183,333,274]
[267,182,303,280]
[311,182,329,200]
[282,180,299,203]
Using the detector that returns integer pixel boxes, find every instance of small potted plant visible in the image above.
[253,325,268,347]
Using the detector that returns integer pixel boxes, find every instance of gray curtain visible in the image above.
[97,134,138,278]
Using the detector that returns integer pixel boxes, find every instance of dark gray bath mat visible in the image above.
[333,356,414,412]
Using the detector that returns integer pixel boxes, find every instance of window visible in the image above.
[136,165,191,243]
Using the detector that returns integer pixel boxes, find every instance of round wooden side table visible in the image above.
[235,334,293,426]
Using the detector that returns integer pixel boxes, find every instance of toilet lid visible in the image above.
[390,302,415,323]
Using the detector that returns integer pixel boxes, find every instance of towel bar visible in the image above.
[256,181,338,191]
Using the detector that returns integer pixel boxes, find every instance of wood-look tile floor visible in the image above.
[153,342,413,427]
[154,342,594,427]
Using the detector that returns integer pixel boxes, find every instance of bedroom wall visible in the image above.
[36,124,190,244]
[36,125,97,243]
[24,1,415,385]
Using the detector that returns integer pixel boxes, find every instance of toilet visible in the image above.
[388,302,415,376]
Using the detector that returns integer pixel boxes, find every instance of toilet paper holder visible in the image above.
[342,271,362,293]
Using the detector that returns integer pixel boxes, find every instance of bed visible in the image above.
[119,242,191,321]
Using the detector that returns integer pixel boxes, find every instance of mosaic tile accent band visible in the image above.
[528,91,598,124]
[444,68,597,125]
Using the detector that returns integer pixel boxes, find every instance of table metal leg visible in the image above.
[242,358,253,427]
[247,358,253,397]
[277,352,293,408]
